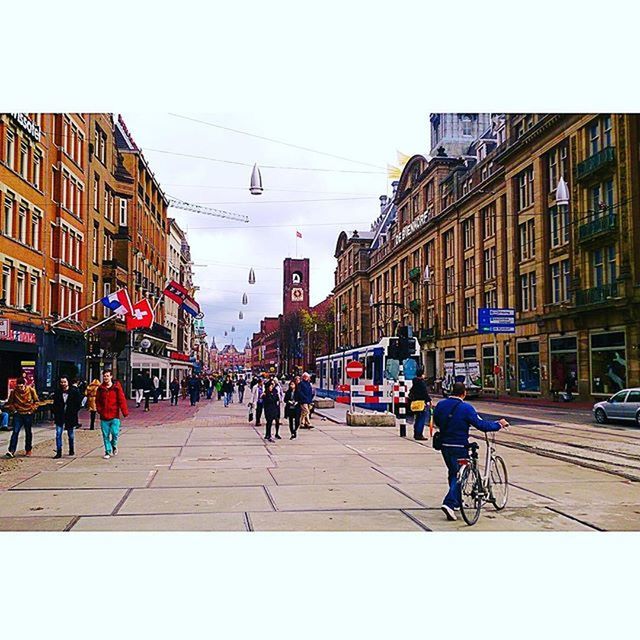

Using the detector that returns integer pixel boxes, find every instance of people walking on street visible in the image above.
[170,377,180,406]
[181,377,188,401]
[215,377,224,400]
[205,376,214,400]
[95,370,129,460]
[140,370,153,412]
[433,381,509,521]
[408,367,432,440]
[262,381,281,442]
[188,373,201,406]
[84,378,101,430]
[52,376,82,458]
[133,371,144,408]
[4,378,39,458]
[222,375,234,407]
[252,378,265,426]
[284,380,300,439]
[295,372,315,429]
[0,405,9,431]
[237,377,246,403]
[152,373,160,403]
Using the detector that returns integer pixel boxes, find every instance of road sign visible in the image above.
[346,360,364,379]
[478,308,515,333]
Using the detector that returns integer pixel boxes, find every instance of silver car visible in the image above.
[593,388,640,426]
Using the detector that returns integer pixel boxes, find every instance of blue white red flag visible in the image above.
[181,295,201,318]
[100,289,133,315]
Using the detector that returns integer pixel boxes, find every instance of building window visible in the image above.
[1,265,11,305]
[33,151,41,190]
[3,196,13,236]
[590,330,626,395]
[550,336,578,396]
[518,219,536,260]
[464,295,476,327]
[16,269,25,308]
[29,275,37,312]
[94,175,100,210]
[464,256,475,288]
[18,207,27,244]
[517,340,540,392]
[445,265,455,294]
[462,216,475,249]
[443,229,454,259]
[483,246,496,280]
[103,282,112,316]
[550,259,571,304]
[5,129,15,169]
[91,277,98,318]
[119,198,128,226]
[31,214,40,250]
[19,142,28,179]
[520,271,537,311]
[482,345,496,389]
[516,167,534,211]
[445,302,456,331]
[549,205,570,247]
[547,145,569,193]
[589,179,614,219]
[587,115,613,156]
[483,289,497,309]
[481,203,496,239]
[93,223,99,264]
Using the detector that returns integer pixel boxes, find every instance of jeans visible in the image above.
[9,413,34,453]
[55,424,75,452]
[441,445,467,510]
[224,392,232,407]
[0,411,8,428]
[100,418,121,455]
[238,389,244,403]
[414,409,427,437]
[206,388,213,400]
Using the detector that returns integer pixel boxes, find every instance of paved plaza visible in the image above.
[0,399,639,531]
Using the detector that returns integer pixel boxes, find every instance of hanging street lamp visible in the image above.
[239,311,244,320]
[242,293,248,305]
[250,163,263,195]
[248,267,256,284]
[556,176,570,206]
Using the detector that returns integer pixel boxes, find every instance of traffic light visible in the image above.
[397,326,415,361]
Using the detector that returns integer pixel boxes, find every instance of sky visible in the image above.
[120,109,430,351]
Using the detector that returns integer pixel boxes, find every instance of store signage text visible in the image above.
[0,329,38,343]
[11,113,42,142]
[394,210,431,247]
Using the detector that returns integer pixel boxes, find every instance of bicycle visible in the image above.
[458,431,509,526]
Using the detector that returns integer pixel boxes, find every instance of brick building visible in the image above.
[211,338,252,373]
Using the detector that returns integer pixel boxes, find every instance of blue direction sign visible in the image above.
[478,308,516,333]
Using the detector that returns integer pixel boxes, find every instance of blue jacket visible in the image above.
[295,380,314,404]
[433,397,501,447]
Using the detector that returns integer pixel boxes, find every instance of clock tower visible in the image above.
[283,257,310,315]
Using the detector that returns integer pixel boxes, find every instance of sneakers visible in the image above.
[103,453,111,460]
[414,435,427,441]
[275,434,282,440]
[5,451,14,458]
[25,450,32,457]
[441,505,457,521]
[112,447,118,456]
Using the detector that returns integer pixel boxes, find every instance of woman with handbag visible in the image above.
[283,380,300,439]
[408,367,431,441]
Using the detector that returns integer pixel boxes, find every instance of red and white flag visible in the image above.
[125,299,155,330]
[296,230,302,239]
[163,280,188,305]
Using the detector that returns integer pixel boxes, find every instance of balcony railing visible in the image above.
[408,266,421,282]
[409,298,421,312]
[576,146,616,182]
[575,282,618,306]
[578,213,617,243]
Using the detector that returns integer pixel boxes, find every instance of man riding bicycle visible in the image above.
[433,382,509,521]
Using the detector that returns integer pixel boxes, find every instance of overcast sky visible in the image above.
[121,109,429,350]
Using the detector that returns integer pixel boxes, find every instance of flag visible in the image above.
[387,164,401,180]
[101,289,133,316]
[296,230,302,239]
[181,295,201,318]
[397,150,411,167]
[163,280,188,304]
[125,299,155,331]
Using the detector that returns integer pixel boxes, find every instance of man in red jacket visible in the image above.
[95,370,129,460]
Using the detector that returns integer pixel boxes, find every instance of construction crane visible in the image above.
[167,196,249,223]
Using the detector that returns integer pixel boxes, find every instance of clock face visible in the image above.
[291,287,304,302]
[292,272,302,284]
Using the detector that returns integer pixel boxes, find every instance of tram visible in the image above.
[315,337,422,409]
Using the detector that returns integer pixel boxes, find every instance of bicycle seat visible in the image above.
[468,442,479,452]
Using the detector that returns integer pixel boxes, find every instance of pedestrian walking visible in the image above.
[170,377,180,406]
[222,375,234,407]
[0,404,9,431]
[262,381,281,442]
[188,373,201,406]
[181,377,188,400]
[408,367,432,440]
[152,373,160,403]
[133,371,144,408]
[140,370,153,412]
[295,372,315,429]
[283,380,300,439]
[252,378,265,426]
[84,378,101,430]
[237,377,246,404]
[216,377,224,400]
[95,370,129,460]
[205,376,214,400]
[4,377,39,458]
[51,376,82,458]
[433,382,509,521]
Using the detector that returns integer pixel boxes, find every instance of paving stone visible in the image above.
[151,468,276,487]
[550,505,640,531]
[512,481,640,505]
[249,510,424,531]
[118,487,274,514]
[509,465,622,484]
[269,466,391,485]
[268,454,372,468]
[84,446,181,458]
[0,489,127,517]
[10,471,153,490]
[180,446,272,458]
[171,455,275,469]
[267,483,422,511]
[0,516,75,531]
[59,458,169,472]
[362,454,434,468]
[72,513,248,531]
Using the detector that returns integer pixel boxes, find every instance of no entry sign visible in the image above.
[346,360,364,379]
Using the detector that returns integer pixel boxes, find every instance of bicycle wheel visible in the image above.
[459,465,482,526]
[489,455,509,511]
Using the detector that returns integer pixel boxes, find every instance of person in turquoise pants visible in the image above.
[95,370,129,460]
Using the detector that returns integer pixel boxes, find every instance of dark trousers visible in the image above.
[288,414,300,435]
[441,445,467,510]
[153,388,159,403]
[90,410,97,430]
[9,413,34,453]
[238,389,244,403]
[413,409,427,437]
[265,417,280,439]
[143,391,151,410]
[170,392,179,406]
[55,425,75,452]
[255,403,263,425]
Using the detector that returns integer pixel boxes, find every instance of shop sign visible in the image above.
[46,361,53,387]
[11,113,42,142]
[394,210,431,247]
[0,318,10,339]
[0,329,37,343]
[170,352,190,362]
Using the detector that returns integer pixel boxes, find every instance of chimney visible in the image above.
[391,180,400,197]
[379,195,388,212]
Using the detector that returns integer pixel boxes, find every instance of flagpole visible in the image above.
[83,314,119,334]
[51,298,101,327]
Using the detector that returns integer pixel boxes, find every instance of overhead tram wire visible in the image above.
[163,184,379,196]
[167,113,387,170]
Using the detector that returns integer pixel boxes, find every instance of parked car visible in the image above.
[593,388,640,426]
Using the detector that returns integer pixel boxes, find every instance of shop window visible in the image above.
[549,336,578,396]
[590,331,626,395]
[517,340,540,392]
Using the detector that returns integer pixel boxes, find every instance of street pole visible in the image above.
[398,360,406,438]
[494,332,499,399]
